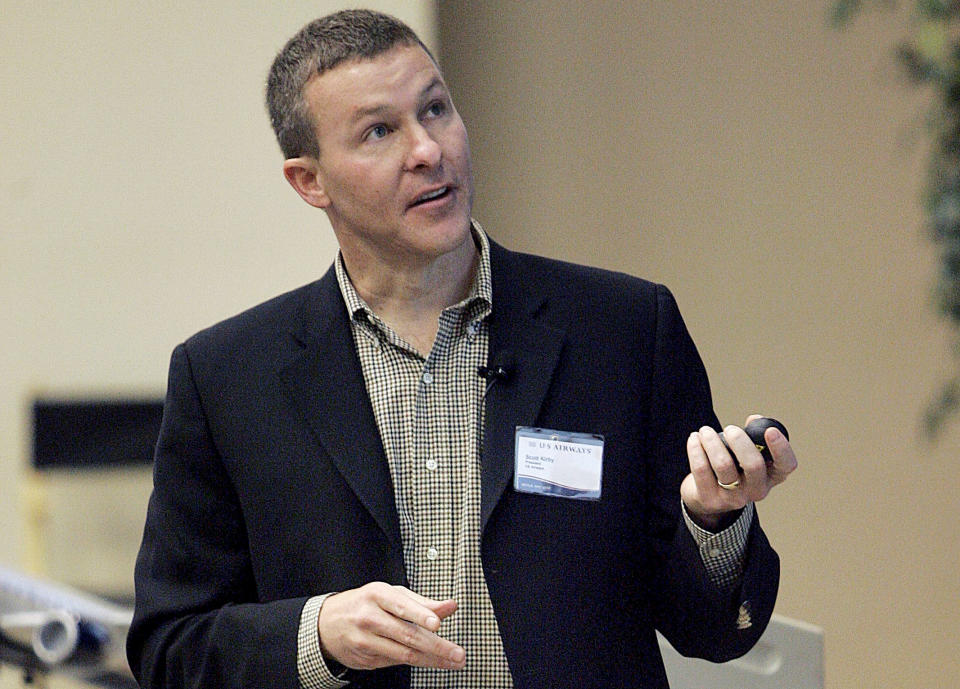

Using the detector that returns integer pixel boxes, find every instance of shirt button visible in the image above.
[425,459,438,471]
[426,547,439,561]
[422,371,434,385]
[709,548,722,558]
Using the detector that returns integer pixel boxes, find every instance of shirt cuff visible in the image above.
[298,594,351,689]
[681,500,754,590]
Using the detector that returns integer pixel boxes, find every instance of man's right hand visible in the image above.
[317,582,466,671]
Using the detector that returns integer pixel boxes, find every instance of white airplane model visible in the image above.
[0,565,136,688]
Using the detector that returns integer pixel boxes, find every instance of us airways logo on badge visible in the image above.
[513,426,604,500]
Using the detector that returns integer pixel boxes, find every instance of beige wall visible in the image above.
[439,2,958,689]
[0,3,434,686]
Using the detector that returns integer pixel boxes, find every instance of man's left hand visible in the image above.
[681,414,797,531]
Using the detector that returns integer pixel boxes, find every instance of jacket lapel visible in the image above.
[277,270,403,554]
[275,243,567,546]
[481,242,567,531]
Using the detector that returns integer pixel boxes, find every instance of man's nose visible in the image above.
[404,124,442,170]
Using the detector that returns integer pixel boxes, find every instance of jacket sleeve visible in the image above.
[127,343,307,689]
[643,284,780,662]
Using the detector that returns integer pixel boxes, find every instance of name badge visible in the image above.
[514,426,604,500]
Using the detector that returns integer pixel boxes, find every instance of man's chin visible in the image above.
[402,215,474,259]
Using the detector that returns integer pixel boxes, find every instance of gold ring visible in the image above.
[717,478,741,490]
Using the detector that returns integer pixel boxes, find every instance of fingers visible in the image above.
[763,425,798,484]
[704,426,746,488]
[391,585,458,627]
[318,582,466,672]
[683,428,749,514]
[738,414,798,488]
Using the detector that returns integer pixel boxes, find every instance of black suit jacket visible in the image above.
[128,240,779,688]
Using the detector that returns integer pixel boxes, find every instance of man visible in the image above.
[128,9,796,689]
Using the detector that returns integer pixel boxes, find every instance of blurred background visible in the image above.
[1,2,956,688]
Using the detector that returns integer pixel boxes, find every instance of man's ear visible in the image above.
[282,157,330,209]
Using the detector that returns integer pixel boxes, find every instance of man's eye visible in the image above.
[367,124,389,140]
[425,101,446,118]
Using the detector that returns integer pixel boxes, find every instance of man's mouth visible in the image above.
[409,186,452,208]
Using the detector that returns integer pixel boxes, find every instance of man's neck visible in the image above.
[340,234,479,354]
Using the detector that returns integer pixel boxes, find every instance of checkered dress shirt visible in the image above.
[297,223,752,688]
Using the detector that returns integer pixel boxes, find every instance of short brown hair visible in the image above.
[266,9,434,159]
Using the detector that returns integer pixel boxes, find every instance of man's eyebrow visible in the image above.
[351,104,390,123]
[420,77,446,98]
[350,78,447,123]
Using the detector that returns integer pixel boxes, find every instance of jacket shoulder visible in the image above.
[492,241,674,319]
[182,271,338,363]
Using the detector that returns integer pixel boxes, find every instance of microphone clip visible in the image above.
[477,365,510,382]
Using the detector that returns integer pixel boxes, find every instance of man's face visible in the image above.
[300,45,474,266]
